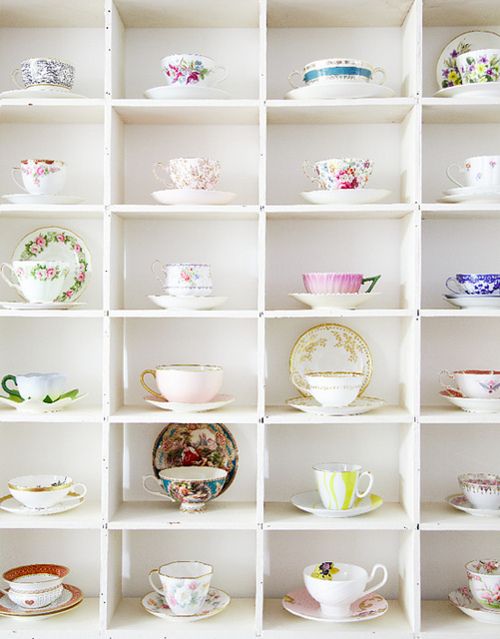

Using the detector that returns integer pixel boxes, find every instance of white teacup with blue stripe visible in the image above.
[314,462,374,511]
[289,58,386,88]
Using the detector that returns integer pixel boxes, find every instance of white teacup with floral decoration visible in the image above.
[152,261,213,297]
[440,369,500,399]
[447,155,500,188]
[149,561,213,615]
[0,260,70,303]
[12,159,66,195]
[161,54,227,87]
[153,158,220,190]
[466,559,500,611]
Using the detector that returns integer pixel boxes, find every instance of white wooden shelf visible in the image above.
[266,205,415,220]
[0,501,101,529]
[112,100,260,124]
[0,0,104,27]
[110,404,257,423]
[267,100,416,124]
[422,99,500,124]
[265,309,413,318]
[0,101,104,123]
[0,405,103,422]
[421,503,500,531]
[265,405,412,424]
[0,310,104,319]
[421,204,500,219]
[421,406,500,424]
[421,309,500,318]
[110,310,258,319]
[110,205,259,220]
[0,205,104,219]
[421,600,500,637]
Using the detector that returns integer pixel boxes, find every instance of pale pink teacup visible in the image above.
[303,272,380,295]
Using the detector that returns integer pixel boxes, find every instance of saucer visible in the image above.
[287,396,385,416]
[144,86,231,100]
[444,294,500,310]
[0,87,87,99]
[434,83,500,99]
[152,189,236,205]
[289,292,380,310]
[141,588,230,622]
[148,294,228,311]
[0,491,86,515]
[0,584,83,618]
[0,391,86,413]
[443,185,500,196]
[2,194,84,205]
[291,491,383,518]
[0,301,86,310]
[145,394,235,412]
[301,189,391,205]
[282,588,388,622]
[446,493,500,517]
[285,83,395,100]
[449,586,500,623]
[439,189,500,204]
[440,389,500,413]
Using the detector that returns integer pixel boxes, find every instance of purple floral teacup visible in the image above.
[161,54,227,87]
[457,49,500,85]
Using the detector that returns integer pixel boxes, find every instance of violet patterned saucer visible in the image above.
[449,586,500,624]
[282,588,388,622]
[141,588,230,622]
[446,493,500,517]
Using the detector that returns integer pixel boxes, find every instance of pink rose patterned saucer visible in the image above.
[282,588,388,622]
[449,586,500,624]
[141,587,230,622]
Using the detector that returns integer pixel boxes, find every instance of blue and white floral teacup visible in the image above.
[446,273,500,296]
[289,58,385,88]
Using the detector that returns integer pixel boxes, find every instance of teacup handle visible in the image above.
[302,161,321,186]
[371,67,386,85]
[363,564,388,597]
[0,263,23,295]
[11,69,24,89]
[446,163,465,187]
[355,471,373,499]
[149,568,164,595]
[143,475,175,500]
[439,369,457,392]
[445,276,463,295]
[1,374,22,400]
[152,162,174,188]
[361,275,381,293]
[67,483,87,501]
[151,260,164,286]
[140,369,164,400]
[288,70,303,88]
[11,167,27,192]
[213,65,228,84]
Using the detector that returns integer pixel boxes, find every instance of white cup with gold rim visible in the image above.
[305,371,364,407]
[8,474,87,510]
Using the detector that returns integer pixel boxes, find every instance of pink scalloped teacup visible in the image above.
[303,272,380,295]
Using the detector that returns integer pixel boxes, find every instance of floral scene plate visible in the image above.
[0,491,86,515]
[152,423,238,495]
[291,490,383,518]
[289,292,380,311]
[289,323,372,397]
[440,389,500,413]
[282,588,388,622]
[12,227,91,302]
[141,588,230,622]
[145,394,235,413]
[286,395,384,416]
[301,189,390,205]
[148,294,228,311]
[449,586,500,624]
[151,189,236,205]
[0,584,83,617]
[446,493,500,517]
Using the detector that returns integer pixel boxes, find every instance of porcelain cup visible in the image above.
[149,561,212,615]
[303,273,381,295]
[140,364,223,403]
[305,372,364,407]
[1,372,67,401]
[7,474,87,509]
[153,158,220,191]
[303,158,373,190]
[440,369,500,399]
[1,260,69,304]
[465,559,500,611]
[1,563,69,609]
[447,156,500,188]
[459,473,500,510]
[151,262,213,297]
[289,58,386,88]
[161,54,227,87]
[446,273,500,296]
[12,159,66,195]
[313,462,374,510]
[457,49,500,85]
[11,58,75,90]
[303,562,388,618]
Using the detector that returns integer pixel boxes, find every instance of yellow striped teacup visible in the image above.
[314,462,373,510]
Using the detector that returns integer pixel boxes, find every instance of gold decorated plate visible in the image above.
[289,323,372,397]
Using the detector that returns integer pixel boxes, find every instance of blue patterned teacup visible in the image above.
[446,273,500,296]
[289,58,386,88]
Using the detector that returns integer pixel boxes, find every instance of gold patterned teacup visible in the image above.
[8,474,87,510]
[305,371,364,407]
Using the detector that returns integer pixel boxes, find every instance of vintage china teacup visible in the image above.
[12,159,66,195]
[465,559,500,611]
[440,369,500,399]
[457,49,500,85]
[303,158,373,190]
[149,561,213,615]
[11,58,75,90]
[153,158,220,191]
[1,372,67,401]
[447,156,500,188]
[161,54,227,87]
[303,273,381,295]
[313,462,374,510]
[305,372,364,407]
[289,58,386,88]
[459,473,500,510]
[140,364,223,403]
[1,260,70,303]
[7,474,87,509]
[151,262,213,297]
[303,561,388,618]
[446,273,500,296]
[1,563,68,609]
[143,467,228,512]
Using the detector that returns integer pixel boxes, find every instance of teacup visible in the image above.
[303,158,373,190]
[11,58,75,91]
[1,563,68,609]
[313,462,374,511]
[457,49,500,85]
[149,561,212,615]
[161,54,227,87]
[440,369,500,399]
[303,561,388,618]
[8,474,87,510]
[151,262,213,297]
[153,158,220,191]
[465,559,500,611]
[12,159,66,195]
[305,372,364,407]
[143,467,228,512]
[447,156,500,188]
[303,273,381,295]
[2,372,67,401]
[289,58,386,88]
[0,260,70,303]
[140,364,223,403]
[446,273,500,296]
[459,473,500,510]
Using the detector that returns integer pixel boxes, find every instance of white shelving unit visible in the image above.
[1,0,500,637]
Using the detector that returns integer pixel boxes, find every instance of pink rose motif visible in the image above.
[30,245,40,254]
[35,235,46,247]
[66,290,73,298]
[74,244,81,252]
[46,268,55,279]
[167,595,177,607]
[57,234,66,243]
[36,270,43,279]
[77,272,85,282]
[188,581,198,590]
[36,166,45,175]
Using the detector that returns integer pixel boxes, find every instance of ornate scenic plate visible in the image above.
[0,491,86,516]
[282,588,388,622]
[449,586,500,623]
[446,493,500,517]
[145,394,235,413]
[12,227,91,302]
[291,491,383,518]
[152,423,238,495]
[142,588,230,622]
[440,389,500,412]
[286,395,384,416]
[289,323,372,396]
[148,294,228,311]
[301,189,390,205]
[0,584,83,617]
[289,292,380,311]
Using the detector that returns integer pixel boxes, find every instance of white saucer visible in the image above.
[291,490,383,518]
[446,493,500,517]
[282,588,388,622]
[443,294,500,310]
[285,83,395,100]
[439,186,500,203]
[301,189,391,205]
[287,396,385,416]
[0,87,87,99]
[0,492,86,515]
[2,194,84,205]
[289,292,379,310]
[0,301,86,310]
[0,392,86,413]
[141,588,230,622]
[449,586,500,623]
[152,189,236,205]
[440,389,500,413]
[145,394,235,412]
[434,83,500,99]
[443,185,500,196]
[144,85,231,100]
[148,294,227,311]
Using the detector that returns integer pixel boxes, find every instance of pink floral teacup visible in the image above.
[303,158,373,190]
[465,559,500,611]
[0,260,70,303]
[151,262,212,297]
[303,272,380,295]
[153,158,220,191]
[447,155,500,188]
[161,54,227,87]
[149,561,213,614]
[12,159,66,195]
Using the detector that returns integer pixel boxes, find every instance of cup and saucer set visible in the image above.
[0,372,85,414]
[290,271,381,311]
[446,472,500,519]
[0,57,86,99]
[449,559,500,624]
[0,474,87,517]
[438,155,500,205]
[439,368,500,414]
[443,272,500,309]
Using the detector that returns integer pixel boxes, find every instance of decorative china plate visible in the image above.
[152,189,236,205]
[285,83,395,100]
[301,189,390,205]
[141,588,230,622]
[440,389,500,413]
[12,227,91,302]
[286,395,384,416]
[289,292,380,311]
[443,294,500,310]
[434,83,500,98]
[291,491,383,518]
[282,588,388,622]
[449,586,500,623]
[446,493,500,517]
[289,323,372,397]
[0,584,83,617]
[152,423,238,495]
[0,392,86,413]
[144,86,230,100]
[148,294,228,311]
[0,301,86,310]
[2,194,84,205]
[0,491,86,515]
[145,394,235,413]
[0,87,87,99]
